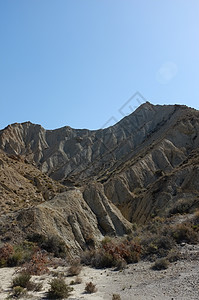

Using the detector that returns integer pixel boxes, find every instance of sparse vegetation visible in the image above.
[81,213,198,270]
[152,258,169,270]
[171,223,198,244]
[0,243,14,267]
[12,273,31,289]
[168,198,196,216]
[84,281,97,293]
[141,233,174,259]
[112,294,121,300]
[11,272,43,297]
[167,249,181,262]
[192,210,199,231]
[22,250,49,275]
[114,258,127,270]
[67,260,82,276]
[0,241,36,268]
[48,278,73,299]
[10,241,36,266]
[27,233,68,258]
[11,286,27,298]
[81,237,141,269]
[70,276,82,285]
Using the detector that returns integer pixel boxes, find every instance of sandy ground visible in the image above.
[0,244,199,300]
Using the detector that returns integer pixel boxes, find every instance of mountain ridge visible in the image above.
[1,102,199,253]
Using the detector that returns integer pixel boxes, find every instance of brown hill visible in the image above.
[1,102,199,252]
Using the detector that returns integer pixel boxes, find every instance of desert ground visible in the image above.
[0,243,199,300]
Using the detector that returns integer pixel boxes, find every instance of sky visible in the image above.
[0,0,199,130]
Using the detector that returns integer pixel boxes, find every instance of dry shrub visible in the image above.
[145,217,165,234]
[167,249,181,262]
[0,241,37,267]
[101,236,112,245]
[114,258,127,270]
[102,239,141,264]
[12,272,42,292]
[85,281,97,293]
[141,234,174,259]
[171,223,198,244]
[27,280,43,292]
[112,294,121,300]
[12,273,31,289]
[51,270,65,278]
[48,278,73,299]
[11,286,27,298]
[27,234,68,258]
[80,249,94,266]
[70,276,82,285]
[191,210,199,231]
[67,259,82,276]
[194,209,199,221]
[168,198,196,216]
[82,217,197,270]
[22,250,49,275]
[0,243,14,267]
[86,238,141,269]
[91,249,115,268]
[152,258,169,270]
[9,240,36,267]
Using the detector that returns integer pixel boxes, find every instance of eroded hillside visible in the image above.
[1,102,199,252]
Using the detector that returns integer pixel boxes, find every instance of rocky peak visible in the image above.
[1,103,199,253]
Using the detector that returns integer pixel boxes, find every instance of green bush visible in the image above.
[12,286,27,298]
[12,273,31,289]
[48,278,73,299]
[42,235,67,258]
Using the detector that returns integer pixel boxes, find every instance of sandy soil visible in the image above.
[0,244,199,300]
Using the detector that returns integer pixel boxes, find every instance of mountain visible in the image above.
[1,102,199,253]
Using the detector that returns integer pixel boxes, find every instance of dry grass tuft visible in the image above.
[85,281,97,294]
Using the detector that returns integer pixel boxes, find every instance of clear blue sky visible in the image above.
[0,0,199,130]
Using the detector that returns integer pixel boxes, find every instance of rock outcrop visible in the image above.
[1,102,199,252]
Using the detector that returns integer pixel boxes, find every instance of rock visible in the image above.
[1,103,199,252]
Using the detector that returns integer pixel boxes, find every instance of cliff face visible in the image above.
[1,102,199,251]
